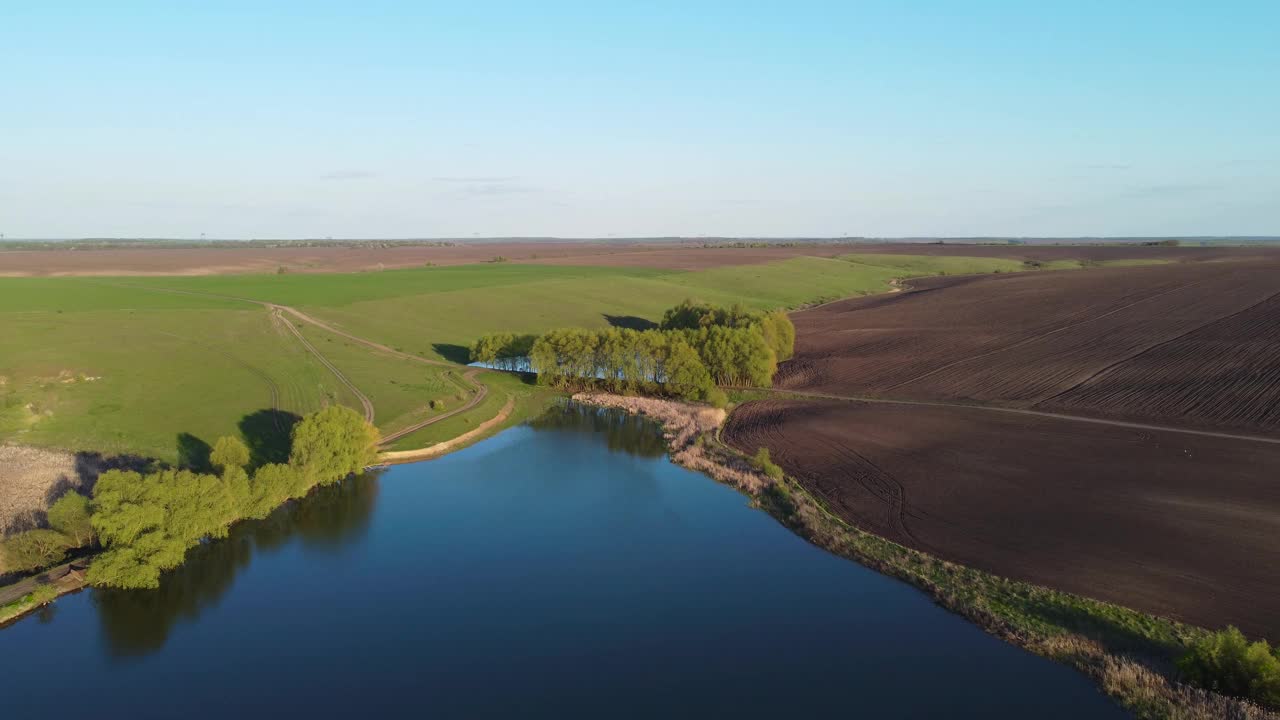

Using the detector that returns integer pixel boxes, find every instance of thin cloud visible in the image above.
[321,170,376,181]
[1083,163,1132,171]
[460,182,539,196]
[432,176,520,183]
[1119,183,1215,200]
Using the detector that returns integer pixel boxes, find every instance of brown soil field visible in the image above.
[780,258,1280,435]
[0,242,655,276]
[3,240,1273,276]
[723,398,1280,639]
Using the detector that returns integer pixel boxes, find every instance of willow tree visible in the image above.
[47,492,95,547]
[289,405,380,486]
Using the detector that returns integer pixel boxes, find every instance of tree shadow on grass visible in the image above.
[70,451,159,495]
[1012,592,1184,663]
[176,433,212,473]
[604,314,658,331]
[238,409,302,469]
[432,343,472,364]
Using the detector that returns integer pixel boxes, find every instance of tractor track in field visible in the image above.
[268,308,375,424]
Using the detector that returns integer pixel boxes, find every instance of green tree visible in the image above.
[759,310,796,361]
[290,405,380,485]
[0,529,72,573]
[88,468,238,589]
[1179,627,1280,707]
[210,436,251,475]
[47,492,95,547]
[210,436,253,514]
[245,463,301,519]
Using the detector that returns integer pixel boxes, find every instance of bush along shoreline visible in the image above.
[570,392,1279,720]
[0,405,380,602]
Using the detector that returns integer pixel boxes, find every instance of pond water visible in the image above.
[1,405,1126,718]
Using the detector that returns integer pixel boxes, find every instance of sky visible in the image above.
[1,1,1277,238]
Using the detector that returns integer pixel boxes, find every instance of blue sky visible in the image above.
[1,1,1276,238]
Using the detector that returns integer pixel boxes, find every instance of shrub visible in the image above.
[703,387,729,409]
[430,399,445,411]
[751,447,785,481]
[1178,626,1280,708]
[29,582,59,606]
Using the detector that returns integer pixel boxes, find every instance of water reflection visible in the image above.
[527,402,668,458]
[92,472,381,657]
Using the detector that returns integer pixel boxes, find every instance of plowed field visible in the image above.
[723,398,1280,638]
[779,259,1280,435]
[727,256,1280,638]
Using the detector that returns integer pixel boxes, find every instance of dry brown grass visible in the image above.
[570,393,768,494]
[0,445,83,536]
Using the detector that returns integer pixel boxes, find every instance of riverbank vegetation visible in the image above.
[1,405,378,591]
[88,405,378,589]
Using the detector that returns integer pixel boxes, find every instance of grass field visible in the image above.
[0,253,1161,461]
[0,306,336,461]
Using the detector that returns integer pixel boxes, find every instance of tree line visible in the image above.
[468,300,795,405]
[0,405,380,590]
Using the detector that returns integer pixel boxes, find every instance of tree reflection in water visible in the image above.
[92,471,381,657]
[527,402,667,459]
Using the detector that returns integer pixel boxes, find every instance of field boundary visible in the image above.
[730,386,1280,446]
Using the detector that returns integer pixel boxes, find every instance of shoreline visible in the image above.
[569,391,1276,720]
[378,394,517,465]
[0,389,527,625]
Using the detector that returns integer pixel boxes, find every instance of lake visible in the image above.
[1,404,1125,718]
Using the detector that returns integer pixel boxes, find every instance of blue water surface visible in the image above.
[1,406,1126,718]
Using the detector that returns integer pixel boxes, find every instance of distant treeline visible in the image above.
[469,300,795,406]
[0,406,379,590]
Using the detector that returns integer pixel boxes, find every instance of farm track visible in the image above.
[730,386,1280,446]
[269,308,375,424]
[379,369,489,445]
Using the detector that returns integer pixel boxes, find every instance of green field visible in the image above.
[0,253,1152,460]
